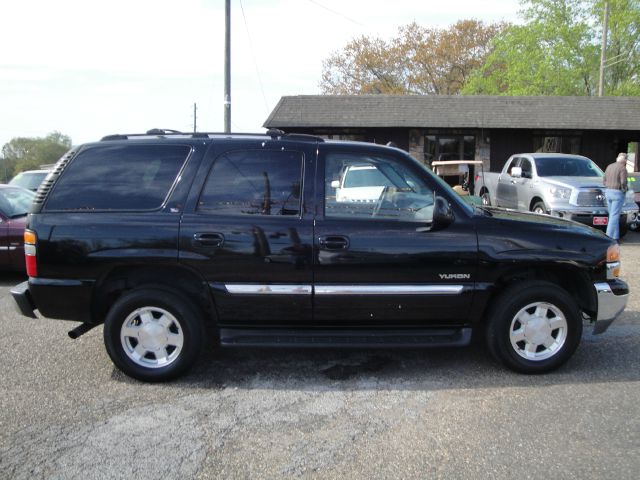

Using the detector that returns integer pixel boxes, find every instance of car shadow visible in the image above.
[0,272,26,287]
[109,320,640,391]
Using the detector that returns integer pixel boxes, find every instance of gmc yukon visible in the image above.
[11,130,629,381]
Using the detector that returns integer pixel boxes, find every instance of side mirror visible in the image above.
[330,180,340,189]
[432,196,454,230]
[510,166,522,178]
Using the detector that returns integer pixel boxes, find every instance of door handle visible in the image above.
[193,232,225,247]
[318,235,349,250]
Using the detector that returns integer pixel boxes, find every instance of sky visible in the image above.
[0,0,522,149]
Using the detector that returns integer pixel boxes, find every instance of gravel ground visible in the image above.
[1,235,639,479]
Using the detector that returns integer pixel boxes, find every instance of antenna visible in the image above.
[193,103,197,134]
[224,0,231,133]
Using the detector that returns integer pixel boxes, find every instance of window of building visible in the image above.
[198,150,303,216]
[533,135,581,154]
[325,152,434,222]
[45,144,191,211]
[425,135,475,165]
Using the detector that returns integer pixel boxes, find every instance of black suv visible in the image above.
[11,130,629,381]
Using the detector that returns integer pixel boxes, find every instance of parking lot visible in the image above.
[0,236,639,479]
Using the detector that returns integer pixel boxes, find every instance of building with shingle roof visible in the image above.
[264,95,640,171]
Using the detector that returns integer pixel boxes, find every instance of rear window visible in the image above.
[197,150,303,216]
[44,144,191,211]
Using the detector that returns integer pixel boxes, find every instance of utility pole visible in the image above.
[598,1,610,97]
[224,0,231,133]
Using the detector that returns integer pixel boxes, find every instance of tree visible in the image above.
[462,0,640,96]
[1,132,72,182]
[320,20,508,95]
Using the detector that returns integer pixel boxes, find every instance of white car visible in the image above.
[331,165,389,203]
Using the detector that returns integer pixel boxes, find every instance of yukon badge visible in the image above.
[439,273,471,280]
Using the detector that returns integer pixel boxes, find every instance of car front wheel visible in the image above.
[531,201,548,215]
[485,281,582,374]
[104,288,205,382]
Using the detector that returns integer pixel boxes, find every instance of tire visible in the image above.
[619,218,628,238]
[629,220,639,232]
[531,201,547,215]
[485,281,582,374]
[480,190,491,206]
[104,288,205,382]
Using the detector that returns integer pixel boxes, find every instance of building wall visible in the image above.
[284,126,639,173]
[489,130,532,171]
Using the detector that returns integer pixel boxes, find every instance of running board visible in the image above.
[219,327,472,348]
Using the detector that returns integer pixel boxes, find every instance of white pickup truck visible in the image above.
[474,153,638,234]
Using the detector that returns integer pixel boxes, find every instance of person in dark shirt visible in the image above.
[603,153,628,240]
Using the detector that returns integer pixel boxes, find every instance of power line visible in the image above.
[306,0,366,27]
[239,0,270,116]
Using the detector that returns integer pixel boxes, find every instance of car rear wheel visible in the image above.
[480,190,491,206]
[104,288,204,382]
[485,281,582,374]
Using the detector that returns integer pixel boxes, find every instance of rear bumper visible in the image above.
[11,277,94,322]
[593,279,629,334]
[10,281,37,318]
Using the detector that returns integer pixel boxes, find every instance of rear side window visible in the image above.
[45,145,191,211]
[198,150,303,216]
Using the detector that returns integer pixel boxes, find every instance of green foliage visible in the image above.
[462,0,640,96]
[1,132,72,182]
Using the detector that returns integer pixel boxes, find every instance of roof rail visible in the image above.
[146,128,183,135]
[267,128,285,139]
[98,130,325,142]
[265,129,324,143]
[101,134,128,141]
[282,133,325,143]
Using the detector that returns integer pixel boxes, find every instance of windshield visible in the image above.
[9,171,49,190]
[534,157,603,177]
[0,187,35,218]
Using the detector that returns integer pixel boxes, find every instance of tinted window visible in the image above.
[326,152,434,222]
[198,150,303,216]
[534,157,603,177]
[520,159,532,178]
[45,145,191,211]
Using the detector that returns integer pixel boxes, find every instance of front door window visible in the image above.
[325,152,434,223]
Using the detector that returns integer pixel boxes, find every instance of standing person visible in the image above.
[603,152,628,240]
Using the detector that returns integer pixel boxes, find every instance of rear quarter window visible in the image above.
[44,144,191,211]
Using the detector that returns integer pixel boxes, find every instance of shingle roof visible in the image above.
[263,95,640,131]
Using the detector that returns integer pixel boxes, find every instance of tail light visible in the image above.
[606,244,620,279]
[24,230,38,277]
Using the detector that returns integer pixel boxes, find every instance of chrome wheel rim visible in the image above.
[509,302,567,361]
[481,193,491,206]
[120,307,184,368]
[533,206,546,214]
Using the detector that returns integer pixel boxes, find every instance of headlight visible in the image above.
[607,244,621,279]
[549,186,571,199]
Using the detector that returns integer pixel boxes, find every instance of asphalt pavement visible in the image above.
[1,235,639,479]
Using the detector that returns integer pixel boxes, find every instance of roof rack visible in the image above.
[100,129,325,143]
[265,129,324,143]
